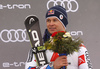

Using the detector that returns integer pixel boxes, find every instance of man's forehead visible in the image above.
[47,17,58,20]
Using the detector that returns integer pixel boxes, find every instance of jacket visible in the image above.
[25,44,93,69]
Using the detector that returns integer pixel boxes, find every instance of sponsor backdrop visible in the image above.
[0,0,99,69]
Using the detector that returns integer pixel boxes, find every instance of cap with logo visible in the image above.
[46,5,68,28]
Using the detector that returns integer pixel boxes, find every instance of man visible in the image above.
[25,5,93,69]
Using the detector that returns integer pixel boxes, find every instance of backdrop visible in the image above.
[0,0,100,69]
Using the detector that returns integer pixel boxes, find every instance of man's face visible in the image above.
[46,17,65,34]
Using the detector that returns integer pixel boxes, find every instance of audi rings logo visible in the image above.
[0,29,29,43]
[47,0,79,12]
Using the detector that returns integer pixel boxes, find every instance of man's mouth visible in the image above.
[49,27,56,30]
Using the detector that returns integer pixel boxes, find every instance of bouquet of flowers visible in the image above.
[44,31,83,69]
[44,31,83,55]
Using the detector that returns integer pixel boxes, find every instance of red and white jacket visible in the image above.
[25,44,93,69]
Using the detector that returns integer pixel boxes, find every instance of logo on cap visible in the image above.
[48,10,54,15]
[59,14,63,20]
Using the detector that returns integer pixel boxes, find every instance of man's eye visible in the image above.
[47,19,50,22]
[53,19,57,22]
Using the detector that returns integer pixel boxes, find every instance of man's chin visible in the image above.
[49,31,56,34]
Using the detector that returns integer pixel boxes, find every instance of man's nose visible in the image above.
[49,21,54,25]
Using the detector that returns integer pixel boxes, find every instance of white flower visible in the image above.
[49,36,53,41]
[49,36,54,44]
[50,36,53,39]
[63,34,67,37]
[63,32,71,38]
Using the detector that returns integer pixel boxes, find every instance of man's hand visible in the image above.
[53,56,68,69]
